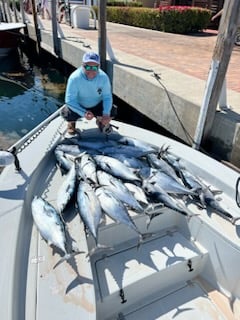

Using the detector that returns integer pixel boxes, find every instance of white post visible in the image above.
[107,36,118,62]
[218,78,227,109]
[193,60,219,150]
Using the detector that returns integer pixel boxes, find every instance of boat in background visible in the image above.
[1,111,240,320]
[0,22,25,58]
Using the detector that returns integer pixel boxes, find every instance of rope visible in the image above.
[151,71,216,156]
[152,72,194,146]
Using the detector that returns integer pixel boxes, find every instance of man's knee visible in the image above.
[60,104,69,119]
[60,104,79,121]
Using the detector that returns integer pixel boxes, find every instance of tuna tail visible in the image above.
[137,232,154,249]
[53,251,85,269]
[65,274,94,294]
[87,244,114,258]
[144,203,165,229]
[146,211,164,229]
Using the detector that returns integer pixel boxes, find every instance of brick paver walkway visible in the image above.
[40,19,240,92]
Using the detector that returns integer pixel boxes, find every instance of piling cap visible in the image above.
[82,52,100,64]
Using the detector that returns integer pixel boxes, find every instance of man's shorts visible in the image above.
[60,102,117,121]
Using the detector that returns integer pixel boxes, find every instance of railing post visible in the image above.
[218,77,227,109]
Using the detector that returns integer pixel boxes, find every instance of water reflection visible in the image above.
[0,51,66,150]
[0,49,22,73]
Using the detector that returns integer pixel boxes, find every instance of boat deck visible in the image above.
[1,118,240,319]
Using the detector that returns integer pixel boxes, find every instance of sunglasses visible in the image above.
[84,64,99,71]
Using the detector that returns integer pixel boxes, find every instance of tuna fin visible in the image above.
[53,251,85,269]
[87,244,114,257]
[65,275,94,294]
[231,217,240,226]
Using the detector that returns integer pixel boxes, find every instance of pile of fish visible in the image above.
[32,134,239,260]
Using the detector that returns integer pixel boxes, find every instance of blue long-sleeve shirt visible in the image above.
[65,67,113,117]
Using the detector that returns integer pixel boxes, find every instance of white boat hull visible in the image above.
[1,117,240,320]
[0,22,25,58]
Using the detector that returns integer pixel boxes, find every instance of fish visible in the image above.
[55,144,84,156]
[97,170,144,212]
[146,153,180,182]
[118,136,156,153]
[77,180,113,255]
[178,168,207,207]
[179,169,228,213]
[77,180,103,245]
[56,163,77,213]
[163,154,185,174]
[94,155,141,182]
[138,166,158,180]
[99,144,154,158]
[140,167,196,196]
[110,153,147,169]
[124,182,149,205]
[54,149,73,173]
[96,187,141,235]
[76,152,98,184]
[71,138,118,150]
[179,168,205,192]
[31,197,83,266]
[198,185,240,225]
[143,182,194,218]
[150,171,196,196]
[96,187,152,245]
[158,145,186,174]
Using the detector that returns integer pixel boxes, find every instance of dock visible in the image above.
[2,5,240,167]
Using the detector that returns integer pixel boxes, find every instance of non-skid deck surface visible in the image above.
[120,281,227,320]
[95,231,201,299]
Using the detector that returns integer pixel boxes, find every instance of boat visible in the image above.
[1,109,240,320]
[0,22,25,58]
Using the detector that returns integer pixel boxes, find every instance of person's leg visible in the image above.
[90,102,118,132]
[67,121,76,134]
[60,104,80,135]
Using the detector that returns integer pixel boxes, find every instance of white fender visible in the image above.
[0,151,15,166]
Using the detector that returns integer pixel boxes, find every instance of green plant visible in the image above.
[158,6,211,33]
[93,5,212,34]
[107,1,142,7]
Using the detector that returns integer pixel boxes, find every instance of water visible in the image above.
[0,49,67,150]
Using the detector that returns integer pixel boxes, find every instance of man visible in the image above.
[61,51,114,136]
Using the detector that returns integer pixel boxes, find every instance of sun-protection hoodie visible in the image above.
[65,66,113,117]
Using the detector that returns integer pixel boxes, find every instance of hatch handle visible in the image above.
[119,288,127,304]
[187,259,194,272]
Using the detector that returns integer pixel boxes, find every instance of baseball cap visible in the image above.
[82,52,100,64]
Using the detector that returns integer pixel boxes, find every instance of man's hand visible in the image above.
[101,115,112,126]
[85,111,94,120]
